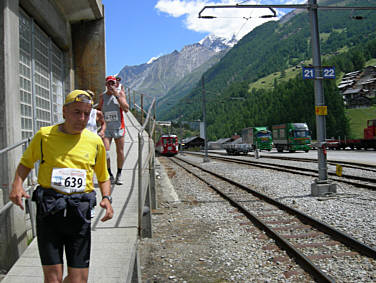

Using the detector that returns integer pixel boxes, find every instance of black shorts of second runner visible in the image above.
[104,127,125,139]
[36,201,91,268]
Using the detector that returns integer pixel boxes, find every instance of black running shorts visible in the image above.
[36,201,91,268]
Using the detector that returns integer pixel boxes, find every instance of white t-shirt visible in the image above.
[86,108,97,133]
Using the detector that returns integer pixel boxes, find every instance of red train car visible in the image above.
[327,119,376,150]
[155,134,179,156]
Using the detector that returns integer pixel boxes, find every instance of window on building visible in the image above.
[19,9,64,139]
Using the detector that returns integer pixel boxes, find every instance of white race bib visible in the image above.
[104,111,118,122]
[51,168,87,194]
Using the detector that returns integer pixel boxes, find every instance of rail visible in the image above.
[0,138,37,238]
[138,98,156,237]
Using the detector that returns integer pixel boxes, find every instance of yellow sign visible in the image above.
[315,106,327,115]
[336,164,343,177]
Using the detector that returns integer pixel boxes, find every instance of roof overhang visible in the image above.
[56,0,103,22]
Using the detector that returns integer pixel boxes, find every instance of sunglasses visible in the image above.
[67,94,93,105]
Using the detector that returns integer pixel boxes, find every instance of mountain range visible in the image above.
[154,0,376,140]
[117,34,237,103]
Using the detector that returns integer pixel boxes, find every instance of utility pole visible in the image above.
[198,1,376,196]
[202,75,209,162]
[308,0,335,196]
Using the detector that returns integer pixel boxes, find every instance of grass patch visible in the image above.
[366,58,376,67]
[249,66,301,91]
[345,105,376,139]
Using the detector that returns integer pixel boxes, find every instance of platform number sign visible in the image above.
[302,66,335,79]
[322,66,336,79]
[302,67,315,79]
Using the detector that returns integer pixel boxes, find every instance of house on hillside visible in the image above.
[224,137,243,147]
[339,67,376,108]
[181,136,204,149]
[208,137,231,149]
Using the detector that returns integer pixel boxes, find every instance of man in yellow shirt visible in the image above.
[10,90,113,283]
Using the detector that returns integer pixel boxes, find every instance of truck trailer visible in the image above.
[223,126,272,155]
[272,123,311,153]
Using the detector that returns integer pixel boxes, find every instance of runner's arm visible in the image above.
[10,164,31,210]
[116,89,129,113]
[98,179,113,222]
[97,94,104,111]
[96,110,106,138]
[108,85,129,113]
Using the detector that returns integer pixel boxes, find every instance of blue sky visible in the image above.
[102,0,303,76]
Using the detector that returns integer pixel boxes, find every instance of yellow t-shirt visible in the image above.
[21,125,109,193]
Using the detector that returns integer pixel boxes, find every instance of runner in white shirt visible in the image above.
[85,90,106,138]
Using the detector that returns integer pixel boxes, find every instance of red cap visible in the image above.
[106,75,116,83]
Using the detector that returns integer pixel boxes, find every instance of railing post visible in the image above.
[133,90,135,111]
[141,94,144,125]
[137,132,143,237]
[149,149,157,209]
[26,189,36,238]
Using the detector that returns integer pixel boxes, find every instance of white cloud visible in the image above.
[155,0,308,40]
[155,0,280,40]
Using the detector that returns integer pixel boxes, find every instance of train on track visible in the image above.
[155,134,179,156]
[326,119,376,150]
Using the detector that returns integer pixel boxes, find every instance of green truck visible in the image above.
[223,126,272,155]
[272,123,311,152]
[242,126,273,151]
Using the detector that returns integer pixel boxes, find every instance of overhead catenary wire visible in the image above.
[234,16,252,39]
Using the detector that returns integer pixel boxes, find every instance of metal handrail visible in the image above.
[139,99,155,134]
[0,138,37,237]
[0,138,30,155]
[138,98,156,236]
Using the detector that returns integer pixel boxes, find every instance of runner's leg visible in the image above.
[114,136,125,184]
[42,264,63,283]
[102,137,112,170]
[63,267,89,283]
[114,136,125,170]
[103,136,115,183]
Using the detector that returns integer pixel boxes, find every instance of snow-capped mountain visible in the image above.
[117,35,237,100]
[199,34,238,52]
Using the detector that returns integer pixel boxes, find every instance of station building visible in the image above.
[0,0,107,271]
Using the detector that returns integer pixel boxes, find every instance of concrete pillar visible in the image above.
[71,18,106,103]
[0,0,28,270]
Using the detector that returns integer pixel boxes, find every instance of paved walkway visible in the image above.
[2,111,148,283]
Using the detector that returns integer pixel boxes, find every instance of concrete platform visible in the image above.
[2,111,150,283]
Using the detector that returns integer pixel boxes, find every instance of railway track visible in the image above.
[171,155,376,282]
[255,155,376,173]
[182,151,376,191]
[186,150,376,172]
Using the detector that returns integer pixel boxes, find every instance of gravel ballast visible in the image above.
[139,154,376,282]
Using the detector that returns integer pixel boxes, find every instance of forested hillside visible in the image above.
[158,0,376,140]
